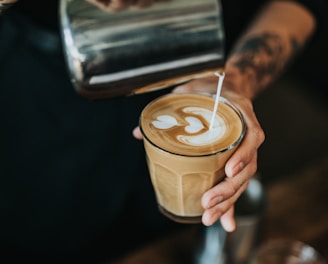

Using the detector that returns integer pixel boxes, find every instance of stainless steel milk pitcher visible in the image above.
[60,0,225,99]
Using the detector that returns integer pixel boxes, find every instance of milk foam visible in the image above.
[152,115,178,129]
[151,106,226,146]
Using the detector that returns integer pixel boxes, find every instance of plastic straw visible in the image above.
[209,71,225,130]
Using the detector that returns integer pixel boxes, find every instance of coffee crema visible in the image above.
[141,93,244,156]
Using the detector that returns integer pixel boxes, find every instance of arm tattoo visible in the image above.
[231,32,300,89]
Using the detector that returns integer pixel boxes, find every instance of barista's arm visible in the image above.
[222,0,316,100]
[133,0,316,230]
[172,0,317,230]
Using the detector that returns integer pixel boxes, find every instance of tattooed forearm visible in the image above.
[229,32,300,93]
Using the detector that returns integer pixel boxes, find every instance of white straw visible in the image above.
[209,71,225,130]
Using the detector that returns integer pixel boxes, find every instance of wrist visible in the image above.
[222,64,257,100]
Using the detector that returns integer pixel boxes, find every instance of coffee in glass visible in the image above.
[140,93,246,223]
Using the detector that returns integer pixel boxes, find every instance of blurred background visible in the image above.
[253,14,328,261]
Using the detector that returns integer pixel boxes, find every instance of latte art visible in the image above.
[152,115,178,129]
[152,107,226,147]
[141,93,244,156]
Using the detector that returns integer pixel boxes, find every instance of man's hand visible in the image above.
[133,75,265,232]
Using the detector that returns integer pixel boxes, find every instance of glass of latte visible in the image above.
[140,93,246,224]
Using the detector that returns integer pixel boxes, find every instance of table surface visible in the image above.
[112,155,328,264]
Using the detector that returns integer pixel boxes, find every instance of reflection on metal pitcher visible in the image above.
[60,0,225,99]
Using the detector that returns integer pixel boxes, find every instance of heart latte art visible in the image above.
[152,107,226,147]
[141,93,244,156]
